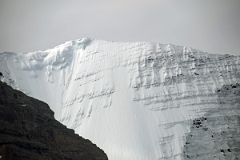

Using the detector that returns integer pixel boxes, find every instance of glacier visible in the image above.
[0,38,240,160]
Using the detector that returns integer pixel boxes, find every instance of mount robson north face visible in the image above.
[0,38,240,160]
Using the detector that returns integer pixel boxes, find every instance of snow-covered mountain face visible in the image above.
[0,38,240,160]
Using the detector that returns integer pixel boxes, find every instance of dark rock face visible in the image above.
[0,81,108,160]
[183,83,240,160]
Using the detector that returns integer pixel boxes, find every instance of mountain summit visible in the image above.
[0,38,240,160]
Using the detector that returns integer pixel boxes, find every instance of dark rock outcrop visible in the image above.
[183,83,240,160]
[0,81,108,160]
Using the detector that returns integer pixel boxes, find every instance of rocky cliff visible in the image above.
[0,81,108,160]
[183,83,240,160]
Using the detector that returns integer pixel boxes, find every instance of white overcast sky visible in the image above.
[0,0,240,54]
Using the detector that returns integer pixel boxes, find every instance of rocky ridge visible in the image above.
[0,81,108,160]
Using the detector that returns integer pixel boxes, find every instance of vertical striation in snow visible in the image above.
[0,38,240,160]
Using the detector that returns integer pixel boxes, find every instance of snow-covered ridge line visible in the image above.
[0,37,232,69]
[0,38,240,160]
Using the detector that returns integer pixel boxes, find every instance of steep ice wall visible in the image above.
[0,38,240,160]
[0,38,91,119]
